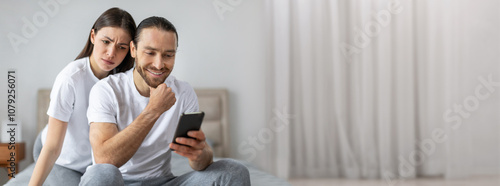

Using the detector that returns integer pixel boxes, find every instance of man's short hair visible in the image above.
[133,16,178,46]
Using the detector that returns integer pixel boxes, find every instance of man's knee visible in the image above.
[86,164,120,175]
[80,164,123,186]
[216,159,250,179]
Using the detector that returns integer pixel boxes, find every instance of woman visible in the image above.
[28,7,136,186]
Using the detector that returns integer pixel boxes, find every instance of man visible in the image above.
[80,16,250,185]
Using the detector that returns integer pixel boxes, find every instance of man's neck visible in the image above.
[133,68,151,97]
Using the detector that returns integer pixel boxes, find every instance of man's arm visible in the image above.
[89,83,176,167]
[169,130,214,170]
[89,109,161,167]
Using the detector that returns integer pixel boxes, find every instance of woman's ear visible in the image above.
[90,29,96,44]
[130,41,136,58]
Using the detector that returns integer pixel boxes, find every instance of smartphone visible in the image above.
[171,112,205,150]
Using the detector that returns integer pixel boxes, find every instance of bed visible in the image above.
[5,88,290,185]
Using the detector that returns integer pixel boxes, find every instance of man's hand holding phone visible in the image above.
[170,130,208,162]
[169,112,211,165]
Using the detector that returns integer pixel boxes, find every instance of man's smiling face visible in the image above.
[131,27,177,88]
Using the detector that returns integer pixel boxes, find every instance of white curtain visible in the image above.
[267,0,500,180]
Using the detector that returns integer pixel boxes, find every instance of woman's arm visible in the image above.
[29,117,68,186]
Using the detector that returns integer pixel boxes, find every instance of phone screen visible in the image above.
[171,112,205,150]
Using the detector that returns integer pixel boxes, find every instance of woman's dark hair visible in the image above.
[76,7,136,74]
[133,16,178,47]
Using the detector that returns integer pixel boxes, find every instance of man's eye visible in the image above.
[119,46,127,50]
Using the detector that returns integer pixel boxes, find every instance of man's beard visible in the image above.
[136,62,169,88]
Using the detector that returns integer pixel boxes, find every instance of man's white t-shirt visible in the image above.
[41,57,97,173]
[87,68,199,180]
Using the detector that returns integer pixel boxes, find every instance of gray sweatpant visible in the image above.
[33,133,250,186]
[79,159,251,186]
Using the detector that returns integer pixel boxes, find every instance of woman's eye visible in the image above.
[102,40,110,44]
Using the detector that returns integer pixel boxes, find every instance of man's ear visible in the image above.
[90,29,96,44]
[130,41,136,58]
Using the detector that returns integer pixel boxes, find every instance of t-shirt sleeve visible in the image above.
[87,81,117,125]
[183,85,199,113]
[47,76,75,122]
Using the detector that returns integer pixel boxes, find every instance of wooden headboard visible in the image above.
[37,88,229,157]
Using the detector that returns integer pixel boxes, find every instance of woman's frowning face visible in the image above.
[90,26,132,72]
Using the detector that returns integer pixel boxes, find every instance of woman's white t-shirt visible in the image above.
[41,57,97,173]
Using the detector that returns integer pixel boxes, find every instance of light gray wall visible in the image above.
[0,0,271,175]
[458,0,500,175]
